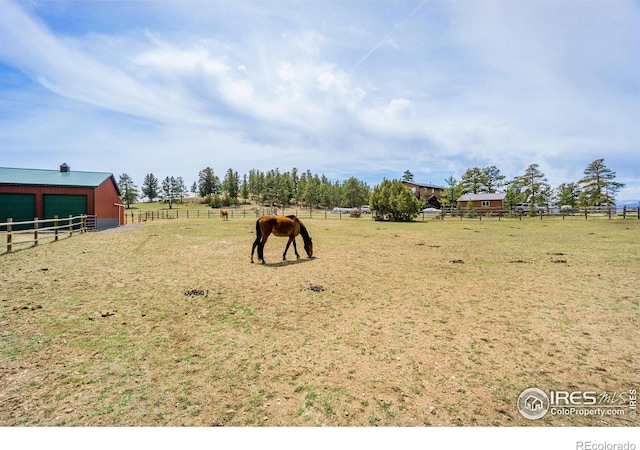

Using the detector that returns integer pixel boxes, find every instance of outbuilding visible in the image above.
[457,193,507,212]
[0,164,123,230]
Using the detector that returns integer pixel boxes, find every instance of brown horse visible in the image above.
[251,215,313,264]
[221,209,229,221]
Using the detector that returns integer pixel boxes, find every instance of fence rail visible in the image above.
[123,206,640,224]
[0,215,92,254]
[441,206,640,221]
[123,207,375,224]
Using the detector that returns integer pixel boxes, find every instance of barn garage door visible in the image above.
[0,193,36,230]
[43,194,87,228]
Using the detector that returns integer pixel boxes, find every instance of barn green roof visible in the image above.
[0,166,115,188]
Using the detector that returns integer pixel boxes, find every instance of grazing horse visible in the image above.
[251,215,313,264]
[221,209,229,221]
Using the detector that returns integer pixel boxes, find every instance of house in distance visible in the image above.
[402,181,444,209]
[0,164,123,230]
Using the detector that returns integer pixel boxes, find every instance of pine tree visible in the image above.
[176,177,187,203]
[555,182,580,208]
[441,176,462,209]
[198,167,220,197]
[578,159,625,207]
[162,176,180,209]
[223,168,239,200]
[460,167,486,194]
[141,173,159,202]
[460,166,505,194]
[402,170,414,182]
[483,166,506,193]
[241,174,249,204]
[118,173,138,209]
[518,164,550,215]
[341,177,370,208]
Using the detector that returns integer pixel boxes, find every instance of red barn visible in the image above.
[0,164,123,230]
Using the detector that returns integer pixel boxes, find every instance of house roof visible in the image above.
[0,166,115,189]
[458,193,507,202]
[402,181,444,189]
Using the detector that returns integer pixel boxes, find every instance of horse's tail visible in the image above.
[251,217,264,263]
[255,217,262,241]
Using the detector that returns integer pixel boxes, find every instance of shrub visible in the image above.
[209,195,222,208]
[369,179,422,222]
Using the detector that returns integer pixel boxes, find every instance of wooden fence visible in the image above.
[438,206,640,221]
[0,215,92,254]
[123,207,375,224]
[123,206,640,224]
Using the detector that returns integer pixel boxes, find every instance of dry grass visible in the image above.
[1,215,638,426]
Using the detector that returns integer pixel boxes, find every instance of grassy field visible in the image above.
[1,215,638,426]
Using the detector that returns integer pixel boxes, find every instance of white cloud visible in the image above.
[0,1,638,199]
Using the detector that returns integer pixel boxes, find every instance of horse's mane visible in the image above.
[297,219,311,244]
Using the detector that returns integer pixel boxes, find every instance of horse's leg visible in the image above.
[292,237,300,259]
[251,237,260,263]
[258,234,269,264]
[282,236,300,261]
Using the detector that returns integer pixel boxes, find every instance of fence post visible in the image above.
[6,218,12,253]
[34,217,39,246]
[83,215,87,232]
[69,215,74,236]
[54,215,59,241]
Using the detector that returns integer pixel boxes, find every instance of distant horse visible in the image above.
[251,215,313,264]
[221,209,229,221]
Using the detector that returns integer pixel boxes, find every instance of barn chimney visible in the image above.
[60,163,70,173]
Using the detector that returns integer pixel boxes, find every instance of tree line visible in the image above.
[370,158,625,221]
[432,158,625,210]
[116,167,371,210]
[116,158,625,219]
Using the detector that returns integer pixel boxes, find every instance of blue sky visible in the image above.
[1,1,639,200]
